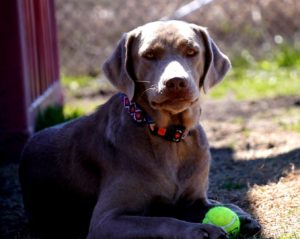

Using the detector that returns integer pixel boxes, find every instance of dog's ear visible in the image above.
[102,31,138,100]
[192,25,231,93]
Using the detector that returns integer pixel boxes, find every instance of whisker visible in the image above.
[136,80,151,83]
[140,86,156,97]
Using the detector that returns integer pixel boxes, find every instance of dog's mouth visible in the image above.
[151,97,199,114]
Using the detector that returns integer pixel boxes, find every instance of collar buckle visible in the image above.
[148,124,188,143]
[173,128,187,143]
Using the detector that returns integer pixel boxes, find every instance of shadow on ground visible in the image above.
[209,147,300,218]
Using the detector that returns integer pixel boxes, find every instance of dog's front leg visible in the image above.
[87,208,228,239]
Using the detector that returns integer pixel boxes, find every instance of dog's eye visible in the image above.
[143,51,156,60]
[186,48,198,57]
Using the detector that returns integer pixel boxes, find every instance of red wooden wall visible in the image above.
[0,0,62,162]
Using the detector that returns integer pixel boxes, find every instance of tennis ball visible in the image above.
[202,206,240,238]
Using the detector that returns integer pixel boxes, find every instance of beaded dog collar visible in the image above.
[121,94,189,143]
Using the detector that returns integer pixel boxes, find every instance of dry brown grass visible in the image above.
[249,171,300,238]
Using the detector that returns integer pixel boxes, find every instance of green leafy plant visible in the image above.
[275,45,300,68]
[61,75,93,89]
[35,105,84,131]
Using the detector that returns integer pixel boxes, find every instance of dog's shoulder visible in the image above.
[188,123,210,150]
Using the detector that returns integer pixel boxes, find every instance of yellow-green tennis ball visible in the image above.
[202,206,240,238]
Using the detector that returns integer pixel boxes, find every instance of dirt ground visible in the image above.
[1,91,299,239]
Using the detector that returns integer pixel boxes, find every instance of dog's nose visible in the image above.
[165,77,187,90]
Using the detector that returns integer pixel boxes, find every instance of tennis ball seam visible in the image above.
[204,215,238,230]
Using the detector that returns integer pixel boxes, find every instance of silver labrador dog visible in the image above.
[20,20,260,239]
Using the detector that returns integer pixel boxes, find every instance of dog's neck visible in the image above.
[133,93,201,130]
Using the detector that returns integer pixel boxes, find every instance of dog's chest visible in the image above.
[152,141,202,199]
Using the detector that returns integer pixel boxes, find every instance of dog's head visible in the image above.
[103,20,230,128]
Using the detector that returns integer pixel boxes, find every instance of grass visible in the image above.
[209,45,300,100]
[61,74,115,92]
[210,67,300,100]
[278,233,300,239]
[61,75,93,89]
[35,105,84,131]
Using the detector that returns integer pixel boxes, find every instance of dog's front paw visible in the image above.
[221,204,261,237]
[181,224,229,239]
[239,215,261,236]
